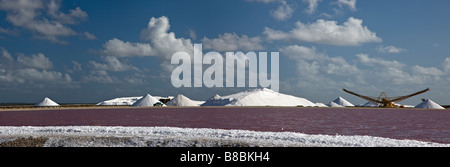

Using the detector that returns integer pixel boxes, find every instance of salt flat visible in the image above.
[1,126,448,147]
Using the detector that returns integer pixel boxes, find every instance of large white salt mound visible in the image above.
[332,97,354,107]
[131,94,164,107]
[414,99,445,109]
[97,95,173,106]
[201,88,316,107]
[34,97,60,107]
[166,94,204,106]
[96,96,142,106]
[328,101,344,107]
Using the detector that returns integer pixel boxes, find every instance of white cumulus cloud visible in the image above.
[444,58,450,73]
[201,33,264,52]
[270,0,294,21]
[303,0,322,14]
[280,45,361,85]
[337,0,357,11]
[89,56,139,72]
[101,38,153,57]
[376,45,407,53]
[0,47,72,85]
[17,53,54,69]
[101,16,193,59]
[99,16,194,73]
[264,17,382,46]
[247,0,294,21]
[0,0,94,44]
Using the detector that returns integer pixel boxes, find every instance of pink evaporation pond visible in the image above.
[0,107,449,144]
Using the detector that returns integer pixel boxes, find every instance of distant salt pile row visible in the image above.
[325,97,446,109]
[96,93,202,107]
[32,90,446,109]
[95,88,318,107]
[91,88,446,109]
[95,95,173,106]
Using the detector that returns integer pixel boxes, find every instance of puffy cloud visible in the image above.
[270,0,294,21]
[71,61,82,72]
[201,33,264,52]
[280,45,327,61]
[139,16,194,59]
[412,65,444,76]
[0,47,72,85]
[101,16,193,59]
[17,53,54,69]
[444,58,450,73]
[89,56,139,72]
[100,16,194,73]
[82,32,97,40]
[264,17,382,46]
[1,47,13,62]
[337,0,357,11]
[355,54,419,85]
[0,0,94,44]
[101,38,153,57]
[356,53,404,68]
[247,0,294,21]
[15,68,71,83]
[280,45,361,85]
[188,29,197,40]
[47,0,88,25]
[0,27,19,36]
[278,45,366,99]
[303,0,322,14]
[376,45,407,53]
[82,70,117,84]
[281,46,450,99]
[356,54,449,85]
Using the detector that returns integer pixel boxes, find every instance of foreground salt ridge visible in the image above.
[1,126,448,147]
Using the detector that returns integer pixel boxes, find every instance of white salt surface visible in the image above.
[0,126,448,147]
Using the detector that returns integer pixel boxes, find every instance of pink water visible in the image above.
[0,107,449,144]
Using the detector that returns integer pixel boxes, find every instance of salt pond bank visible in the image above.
[0,126,448,147]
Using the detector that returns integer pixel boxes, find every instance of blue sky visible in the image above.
[1,0,450,105]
